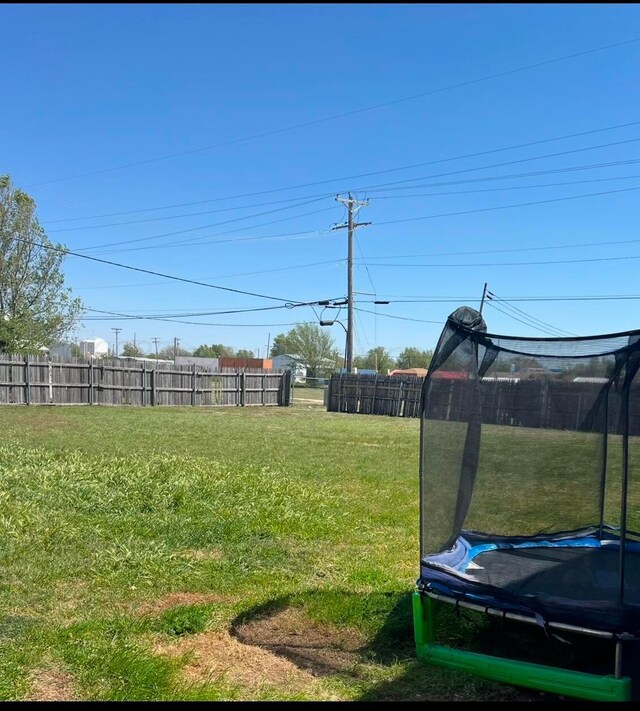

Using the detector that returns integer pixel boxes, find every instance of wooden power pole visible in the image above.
[333,194,370,373]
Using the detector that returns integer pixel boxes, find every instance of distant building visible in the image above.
[390,368,428,377]
[175,355,220,370]
[79,338,109,358]
[272,354,307,382]
[219,357,272,370]
[48,342,74,359]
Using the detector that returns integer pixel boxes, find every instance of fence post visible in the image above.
[89,359,94,405]
[395,380,404,417]
[261,373,266,406]
[142,361,147,406]
[48,358,53,403]
[372,373,378,415]
[192,363,197,407]
[240,371,246,407]
[151,366,156,406]
[24,354,30,405]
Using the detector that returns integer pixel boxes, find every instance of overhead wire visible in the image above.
[485,291,576,336]
[47,192,337,232]
[41,121,640,225]
[26,37,640,188]
[370,184,640,229]
[8,234,328,305]
[483,299,566,336]
[364,253,640,268]
[73,196,331,251]
[372,172,640,199]
[356,293,640,303]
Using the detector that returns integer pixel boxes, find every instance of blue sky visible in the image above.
[3,3,640,359]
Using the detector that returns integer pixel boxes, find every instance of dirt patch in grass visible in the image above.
[151,605,365,699]
[232,607,365,677]
[153,629,335,699]
[25,663,78,701]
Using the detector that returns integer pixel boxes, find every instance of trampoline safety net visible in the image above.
[419,306,640,633]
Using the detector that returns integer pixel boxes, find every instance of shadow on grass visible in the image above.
[229,589,565,702]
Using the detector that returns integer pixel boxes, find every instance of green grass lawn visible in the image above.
[292,385,326,402]
[0,403,629,701]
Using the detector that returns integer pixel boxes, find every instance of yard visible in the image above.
[0,402,616,701]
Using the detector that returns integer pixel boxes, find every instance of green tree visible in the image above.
[271,323,340,377]
[235,348,255,358]
[269,333,290,357]
[192,343,234,358]
[0,175,82,352]
[121,341,144,357]
[395,347,434,370]
[353,347,395,373]
[157,344,192,360]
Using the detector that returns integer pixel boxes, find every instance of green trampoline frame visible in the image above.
[413,591,632,702]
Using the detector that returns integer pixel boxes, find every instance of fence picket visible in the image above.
[0,355,290,408]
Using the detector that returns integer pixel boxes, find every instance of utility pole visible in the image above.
[266,332,271,358]
[479,282,489,316]
[152,338,160,359]
[333,194,370,373]
[111,327,122,358]
[173,337,180,361]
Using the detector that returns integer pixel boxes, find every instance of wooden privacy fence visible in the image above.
[327,373,640,435]
[0,355,292,407]
[327,373,423,417]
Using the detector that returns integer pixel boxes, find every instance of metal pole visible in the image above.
[479,283,488,315]
[111,327,122,357]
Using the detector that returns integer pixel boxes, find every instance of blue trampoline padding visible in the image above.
[419,527,640,634]
[425,527,640,576]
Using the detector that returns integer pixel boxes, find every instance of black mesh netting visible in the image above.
[419,306,640,630]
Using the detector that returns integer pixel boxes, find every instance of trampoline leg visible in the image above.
[615,639,623,678]
[412,591,435,648]
[412,591,631,701]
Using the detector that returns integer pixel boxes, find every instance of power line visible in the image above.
[68,228,640,293]
[79,206,337,255]
[331,137,640,201]
[8,234,317,304]
[26,37,640,188]
[362,158,640,193]
[354,236,640,262]
[71,257,345,293]
[484,299,569,336]
[372,173,640,199]
[81,307,319,327]
[365,253,640,269]
[80,138,640,256]
[485,291,575,337]
[48,194,332,233]
[372,184,640,228]
[84,304,299,318]
[354,307,443,324]
[72,197,330,251]
[357,294,640,302]
[40,119,640,223]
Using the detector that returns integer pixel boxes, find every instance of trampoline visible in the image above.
[413,306,640,701]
